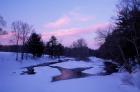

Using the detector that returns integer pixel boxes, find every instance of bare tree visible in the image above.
[12,21,21,60]
[0,16,7,35]
[20,22,33,60]
[11,21,32,60]
[0,16,6,27]
[95,26,113,46]
[71,38,89,60]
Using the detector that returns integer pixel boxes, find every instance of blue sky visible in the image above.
[0,0,117,49]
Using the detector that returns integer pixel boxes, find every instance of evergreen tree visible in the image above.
[46,36,64,58]
[25,33,44,58]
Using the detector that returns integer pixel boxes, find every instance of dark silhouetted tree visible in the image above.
[0,16,7,35]
[97,0,140,73]
[25,33,44,58]
[0,15,6,30]
[11,21,32,60]
[46,36,64,58]
[71,38,89,60]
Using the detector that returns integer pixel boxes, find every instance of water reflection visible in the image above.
[50,66,93,82]
[20,62,93,82]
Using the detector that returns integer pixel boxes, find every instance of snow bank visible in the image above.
[132,71,140,89]
[0,52,140,92]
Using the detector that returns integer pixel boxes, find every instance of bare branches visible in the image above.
[0,16,7,35]
[11,21,33,60]
[0,16,6,27]
[95,26,113,45]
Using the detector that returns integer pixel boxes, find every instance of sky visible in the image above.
[0,0,118,49]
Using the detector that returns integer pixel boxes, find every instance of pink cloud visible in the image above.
[0,32,14,45]
[42,22,109,39]
[44,16,70,29]
[42,22,109,49]
[44,11,95,30]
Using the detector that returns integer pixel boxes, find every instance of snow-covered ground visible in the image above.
[0,52,140,92]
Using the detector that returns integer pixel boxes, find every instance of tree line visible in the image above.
[0,35,94,60]
[0,16,94,60]
[95,0,140,73]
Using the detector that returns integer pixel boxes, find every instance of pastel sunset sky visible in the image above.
[0,0,117,49]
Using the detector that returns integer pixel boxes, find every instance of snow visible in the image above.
[132,71,140,89]
[0,52,140,92]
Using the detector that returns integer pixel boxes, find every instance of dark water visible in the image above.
[21,67,36,75]
[20,59,93,81]
[50,66,93,82]
[20,65,93,82]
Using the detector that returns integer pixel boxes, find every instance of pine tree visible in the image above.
[25,33,44,58]
[46,36,64,58]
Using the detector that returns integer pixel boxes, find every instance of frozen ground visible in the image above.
[0,52,140,92]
